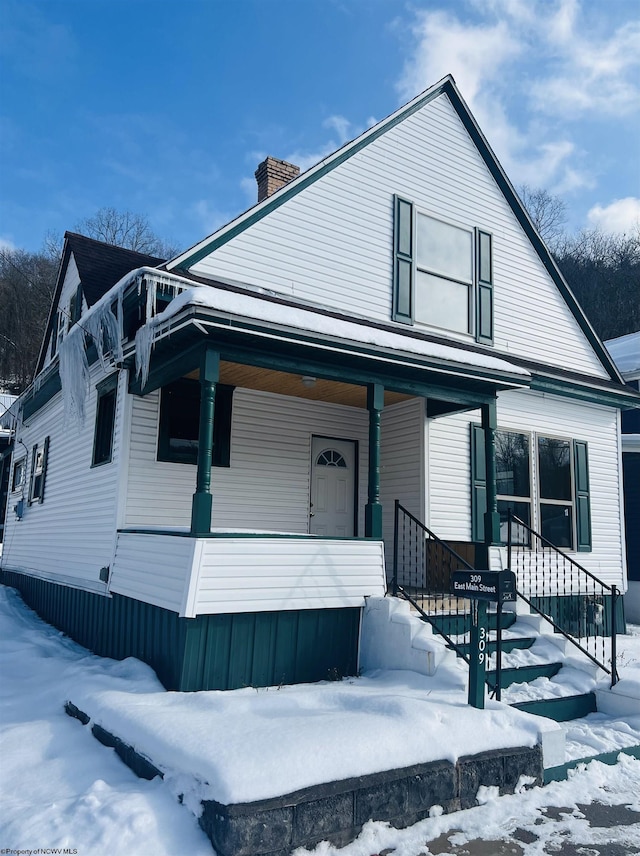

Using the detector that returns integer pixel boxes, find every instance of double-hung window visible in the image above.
[92,374,118,467]
[28,437,50,505]
[476,427,592,551]
[415,214,474,335]
[393,195,493,344]
[496,430,531,544]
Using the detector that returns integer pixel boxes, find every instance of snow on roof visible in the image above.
[143,276,530,380]
[605,332,640,377]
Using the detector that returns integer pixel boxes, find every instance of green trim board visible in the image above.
[544,744,640,783]
[511,692,597,723]
[530,375,640,409]
[22,367,62,420]
[0,569,361,691]
[127,310,521,402]
[118,528,368,540]
[167,76,621,387]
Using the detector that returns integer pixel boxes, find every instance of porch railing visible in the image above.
[391,501,501,694]
[507,511,619,686]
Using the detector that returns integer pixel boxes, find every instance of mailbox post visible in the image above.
[450,569,516,709]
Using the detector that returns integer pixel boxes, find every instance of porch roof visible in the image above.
[127,276,530,404]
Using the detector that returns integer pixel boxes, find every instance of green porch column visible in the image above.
[190,346,220,536]
[481,399,500,551]
[365,383,384,538]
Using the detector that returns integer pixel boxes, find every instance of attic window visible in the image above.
[392,195,494,344]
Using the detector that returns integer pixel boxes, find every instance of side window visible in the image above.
[157,378,234,467]
[496,430,531,544]
[28,437,50,505]
[11,458,26,492]
[92,374,118,467]
[537,436,574,549]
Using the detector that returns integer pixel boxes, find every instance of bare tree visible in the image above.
[519,185,567,248]
[554,225,640,339]
[74,207,178,258]
[0,248,58,392]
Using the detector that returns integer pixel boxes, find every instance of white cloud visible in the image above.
[0,236,17,253]
[587,198,640,234]
[396,10,521,109]
[191,200,234,236]
[530,15,640,118]
[394,1,640,201]
[323,115,351,144]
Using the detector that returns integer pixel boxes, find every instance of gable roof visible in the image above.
[65,233,165,308]
[35,233,165,376]
[166,75,623,386]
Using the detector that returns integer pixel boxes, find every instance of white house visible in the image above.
[1,76,638,692]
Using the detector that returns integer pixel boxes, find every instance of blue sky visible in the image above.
[1,0,639,256]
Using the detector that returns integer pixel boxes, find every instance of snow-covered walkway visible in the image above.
[1,584,640,855]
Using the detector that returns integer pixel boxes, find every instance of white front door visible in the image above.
[310,437,356,537]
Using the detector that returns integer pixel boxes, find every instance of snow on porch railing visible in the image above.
[507,511,619,687]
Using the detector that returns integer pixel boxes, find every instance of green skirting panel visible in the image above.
[530,593,626,637]
[0,570,361,692]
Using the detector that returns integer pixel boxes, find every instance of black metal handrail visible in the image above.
[392,500,500,697]
[507,511,618,686]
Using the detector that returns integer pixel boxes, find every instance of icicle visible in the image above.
[58,324,90,429]
[84,300,123,371]
[135,323,155,389]
[145,277,157,323]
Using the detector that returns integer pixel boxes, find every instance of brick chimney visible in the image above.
[255,156,300,203]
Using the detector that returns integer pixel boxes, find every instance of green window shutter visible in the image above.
[392,195,414,324]
[476,230,493,345]
[470,423,487,541]
[574,440,592,552]
[39,436,50,504]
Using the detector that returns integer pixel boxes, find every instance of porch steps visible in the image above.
[428,611,517,637]
[455,636,535,656]
[511,692,597,722]
[486,661,563,689]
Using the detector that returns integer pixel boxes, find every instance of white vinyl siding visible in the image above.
[1,364,124,589]
[427,389,625,587]
[190,94,607,379]
[109,533,195,612]
[109,532,386,616]
[380,398,425,569]
[124,388,369,533]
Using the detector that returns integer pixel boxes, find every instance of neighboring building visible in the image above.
[0,392,18,549]
[1,76,638,692]
[606,332,640,623]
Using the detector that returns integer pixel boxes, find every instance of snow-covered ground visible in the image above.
[1,584,640,855]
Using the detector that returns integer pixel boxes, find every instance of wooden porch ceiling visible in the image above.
[187,361,414,408]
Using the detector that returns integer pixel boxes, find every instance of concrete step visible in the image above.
[486,661,563,688]
[510,692,597,722]
[453,636,536,656]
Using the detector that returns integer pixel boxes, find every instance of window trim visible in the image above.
[91,373,119,468]
[414,210,475,336]
[11,458,26,493]
[28,436,49,505]
[495,429,533,546]
[490,427,590,552]
[536,432,576,551]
